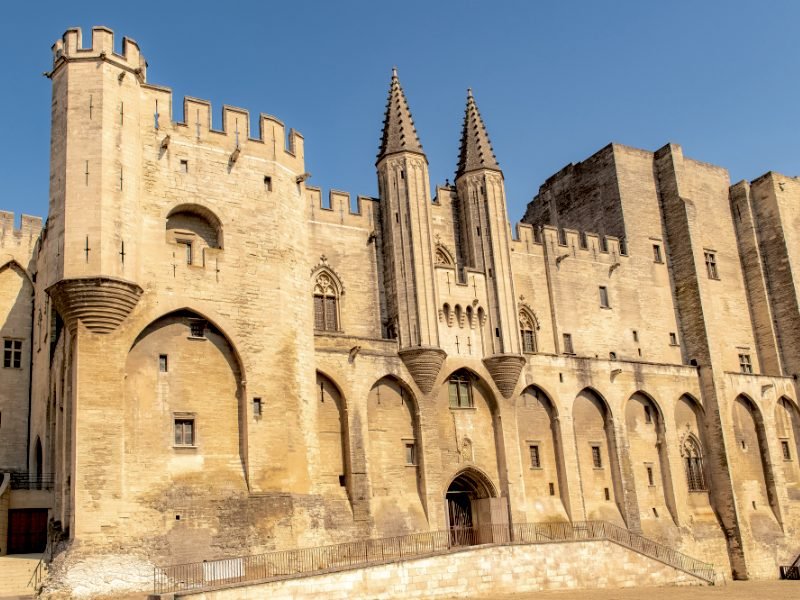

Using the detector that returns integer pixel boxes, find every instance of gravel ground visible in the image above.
[460,580,796,600]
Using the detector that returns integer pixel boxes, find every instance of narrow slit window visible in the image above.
[653,244,663,263]
[179,159,189,173]
[604,487,610,501]
[646,465,655,486]
[562,333,574,355]
[529,444,541,468]
[264,175,272,191]
[781,439,791,461]
[253,397,262,417]
[591,445,602,468]
[549,482,555,496]
[599,286,610,308]
[405,442,417,466]
[159,354,168,373]
[669,332,678,346]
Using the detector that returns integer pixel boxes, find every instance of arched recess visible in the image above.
[518,307,538,354]
[367,376,427,533]
[0,260,33,472]
[674,394,715,516]
[435,245,454,266]
[124,309,246,497]
[445,467,502,545]
[166,204,223,266]
[517,385,569,520]
[316,371,351,504]
[625,392,677,526]
[572,388,625,524]
[775,397,800,497]
[732,394,781,524]
[437,367,508,528]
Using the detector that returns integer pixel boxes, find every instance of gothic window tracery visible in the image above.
[519,308,537,353]
[313,271,340,332]
[681,434,706,491]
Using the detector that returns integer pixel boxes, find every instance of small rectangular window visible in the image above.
[669,332,678,346]
[604,487,610,501]
[599,286,610,308]
[781,440,791,461]
[591,445,602,469]
[405,442,417,466]
[632,330,638,343]
[653,244,663,263]
[529,444,541,468]
[178,240,192,265]
[704,251,719,280]
[253,397,262,417]
[738,353,753,374]
[179,159,189,173]
[189,319,206,339]
[159,354,168,372]
[174,418,195,447]
[3,339,22,369]
[646,465,655,486]
[264,175,272,191]
[549,482,555,496]
[562,333,574,355]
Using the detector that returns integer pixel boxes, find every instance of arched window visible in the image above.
[448,370,473,408]
[435,246,454,266]
[682,435,706,491]
[313,271,340,332]
[519,309,537,353]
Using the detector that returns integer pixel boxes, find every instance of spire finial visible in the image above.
[377,69,424,162]
[456,88,501,179]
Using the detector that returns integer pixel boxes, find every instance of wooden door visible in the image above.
[7,509,48,554]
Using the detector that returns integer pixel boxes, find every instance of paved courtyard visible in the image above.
[462,581,796,600]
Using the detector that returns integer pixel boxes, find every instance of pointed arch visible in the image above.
[316,371,351,497]
[0,259,34,286]
[435,244,455,266]
[518,384,569,520]
[367,375,427,532]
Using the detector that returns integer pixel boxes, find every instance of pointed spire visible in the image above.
[377,68,424,162]
[456,88,501,179]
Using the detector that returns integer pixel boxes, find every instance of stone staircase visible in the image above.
[0,554,44,599]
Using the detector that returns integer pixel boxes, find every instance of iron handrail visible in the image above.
[152,520,715,595]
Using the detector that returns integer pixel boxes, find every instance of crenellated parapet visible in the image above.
[511,223,629,260]
[0,212,43,251]
[306,186,378,228]
[51,26,146,80]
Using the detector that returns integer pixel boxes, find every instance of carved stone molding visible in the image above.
[398,346,447,394]
[483,353,526,399]
[47,276,143,334]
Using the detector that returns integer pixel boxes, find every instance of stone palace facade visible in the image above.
[0,26,799,596]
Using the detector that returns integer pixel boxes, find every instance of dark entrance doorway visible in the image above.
[445,469,507,546]
[7,509,48,554]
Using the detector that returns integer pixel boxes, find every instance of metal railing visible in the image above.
[153,521,715,595]
[26,538,53,591]
[10,472,55,490]
[780,566,800,580]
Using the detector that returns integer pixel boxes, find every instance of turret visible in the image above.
[454,90,523,397]
[46,27,144,332]
[376,69,444,393]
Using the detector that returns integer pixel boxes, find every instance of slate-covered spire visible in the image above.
[456,88,501,179]
[377,68,424,162]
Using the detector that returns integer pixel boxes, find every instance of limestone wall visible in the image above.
[178,540,705,600]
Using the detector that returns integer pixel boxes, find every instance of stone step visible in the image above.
[0,555,45,597]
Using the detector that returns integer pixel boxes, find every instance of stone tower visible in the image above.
[376,69,445,393]
[454,90,524,398]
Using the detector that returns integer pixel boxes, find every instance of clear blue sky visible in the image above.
[2,1,799,224]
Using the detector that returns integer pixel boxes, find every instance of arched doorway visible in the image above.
[445,469,505,545]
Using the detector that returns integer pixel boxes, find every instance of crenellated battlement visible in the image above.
[306,186,378,229]
[158,95,305,159]
[511,222,627,260]
[51,26,146,79]
[0,211,43,245]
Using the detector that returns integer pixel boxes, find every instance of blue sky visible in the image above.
[2,1,799,224]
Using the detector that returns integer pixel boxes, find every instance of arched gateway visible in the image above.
[445,468,507,545]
